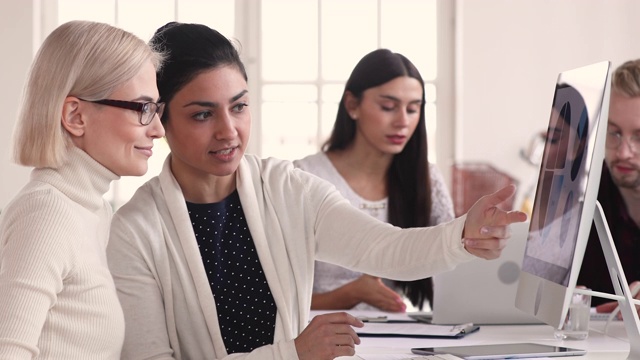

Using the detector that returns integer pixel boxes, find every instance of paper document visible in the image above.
[357,322,479,338]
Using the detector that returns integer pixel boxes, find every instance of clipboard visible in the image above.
[356,321,480,339]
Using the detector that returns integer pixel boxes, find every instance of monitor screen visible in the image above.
[515,61,611,328]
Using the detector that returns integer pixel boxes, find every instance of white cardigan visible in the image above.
[107,154,475,360]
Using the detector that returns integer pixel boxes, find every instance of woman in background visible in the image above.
[295,49,453,312]
[0,21,165,359]
[107,22,526,360]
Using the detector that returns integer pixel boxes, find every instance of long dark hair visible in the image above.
[149,22,247,125]
[324,49,433,308]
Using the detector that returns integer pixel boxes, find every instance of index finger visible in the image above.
[480,184,517,208]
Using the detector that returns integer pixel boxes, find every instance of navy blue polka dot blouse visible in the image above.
[187,190,276,354]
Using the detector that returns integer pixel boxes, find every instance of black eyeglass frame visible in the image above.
[79,98,165,126]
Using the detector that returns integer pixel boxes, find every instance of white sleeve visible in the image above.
[108,215,176,360]
[0,194,74,359]
[311,182,474,279]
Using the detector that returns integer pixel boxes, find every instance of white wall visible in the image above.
[2,0,640,211]
[456,0,640,207]
[0,1,36,210]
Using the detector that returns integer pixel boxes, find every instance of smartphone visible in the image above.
[411,343,586,359]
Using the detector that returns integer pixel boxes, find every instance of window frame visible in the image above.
[45,0,456,207]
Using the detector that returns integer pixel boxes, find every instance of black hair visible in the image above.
[324,49,433,309]
[550,83,588,181]
[149,22,247,124]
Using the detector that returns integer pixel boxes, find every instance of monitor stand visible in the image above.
[575,201,640,359]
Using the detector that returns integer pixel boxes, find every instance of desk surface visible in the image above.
[341,319,631,359]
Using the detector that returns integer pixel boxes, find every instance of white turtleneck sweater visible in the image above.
[0,147,125,359]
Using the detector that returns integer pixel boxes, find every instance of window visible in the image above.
[54,0,444,208]
[259,0,439,161]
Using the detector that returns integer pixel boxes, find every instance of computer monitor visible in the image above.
[515,61,611,329]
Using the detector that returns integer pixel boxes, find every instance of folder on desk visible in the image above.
[356,321,479,339]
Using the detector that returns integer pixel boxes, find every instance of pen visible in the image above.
[357,316,417,323]
[450,322,477,334]
[357,316,388,323]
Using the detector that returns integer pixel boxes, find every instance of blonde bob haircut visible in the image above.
[13,20,164,168]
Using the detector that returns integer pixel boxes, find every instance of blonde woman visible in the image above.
[0,21,165,359]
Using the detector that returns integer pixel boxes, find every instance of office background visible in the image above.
[1,0,640,212]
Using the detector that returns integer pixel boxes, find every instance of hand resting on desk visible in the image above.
[462,185,528,260]
[295,312,364,360]
[311,274,407,313]
[593,280,640,319]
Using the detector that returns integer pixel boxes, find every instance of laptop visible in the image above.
[431,221,543,325]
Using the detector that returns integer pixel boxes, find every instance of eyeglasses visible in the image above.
[605,131,640,154]
[79,98,165,126]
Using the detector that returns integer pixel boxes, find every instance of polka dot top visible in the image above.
[186,190,276,354]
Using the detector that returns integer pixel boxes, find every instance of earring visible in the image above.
[350,113,357,119]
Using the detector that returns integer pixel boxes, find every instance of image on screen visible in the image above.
[521,83,593,287]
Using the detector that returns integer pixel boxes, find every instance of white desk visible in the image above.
[343,320,631,359]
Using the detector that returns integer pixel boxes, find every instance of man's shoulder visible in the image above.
[598,165,617,197]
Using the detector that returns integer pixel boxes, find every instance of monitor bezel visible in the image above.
[515,61,611,329]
